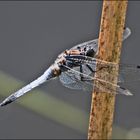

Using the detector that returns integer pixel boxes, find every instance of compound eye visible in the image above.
[86,49,95,57]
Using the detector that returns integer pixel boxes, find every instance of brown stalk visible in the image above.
[88,1,128,139]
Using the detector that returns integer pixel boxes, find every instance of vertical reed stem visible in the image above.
[88,1,128,139]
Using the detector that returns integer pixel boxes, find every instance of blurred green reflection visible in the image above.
[0,71,89,134]
[0,70,139,139]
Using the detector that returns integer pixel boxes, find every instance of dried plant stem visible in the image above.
[88,1,128,139]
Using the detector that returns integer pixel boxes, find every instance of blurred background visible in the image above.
[0,1,140,139]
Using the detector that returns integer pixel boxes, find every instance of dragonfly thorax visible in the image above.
[55,47,96,70]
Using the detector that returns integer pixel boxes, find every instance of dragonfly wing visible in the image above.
[75,55,140,83]
[93,80,133,96]
[94,60,140,83]
[122,27,131,40]
[118,64,140,83]
[59,69,93,92]
[69,27,131,52]
[59,68,133,95]
[60,72,93,91]
[94,61,140,83]
[59,64,133,95]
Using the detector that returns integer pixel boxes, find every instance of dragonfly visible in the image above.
[0,27,138,107]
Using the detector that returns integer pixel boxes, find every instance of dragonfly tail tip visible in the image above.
[0,103,5,107]
[0,102,6,107]
[0,99,13,107]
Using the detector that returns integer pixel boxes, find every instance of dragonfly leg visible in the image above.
[86,64,95,73]
[80,65,84,81]
[86,63,110,73]
[80,65,93,81]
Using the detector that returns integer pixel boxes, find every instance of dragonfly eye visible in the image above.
[86,49,95,57]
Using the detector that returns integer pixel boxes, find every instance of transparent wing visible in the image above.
[94,61,140,83]
[69,27,131,53]
[122,27,131,40]
[66,54,140,83]
[119,64,140,83]
[59,64,133,95]
[59,71,93,92]
[59,64,95,92]
[60,27,132,94]
[93,80,132,96]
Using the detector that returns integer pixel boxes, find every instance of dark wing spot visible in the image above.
[77,46,81,50]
